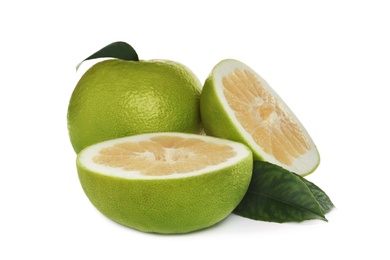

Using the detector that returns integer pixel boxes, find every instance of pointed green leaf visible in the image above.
[298,176,335,214]
[234,161,327,223]
[76,41,139,71]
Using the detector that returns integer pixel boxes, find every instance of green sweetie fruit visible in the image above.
[76,132,253,234]
[68,59,202,153]
[200,59,320,176]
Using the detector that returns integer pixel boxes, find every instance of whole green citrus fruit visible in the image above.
[68,59,202,153]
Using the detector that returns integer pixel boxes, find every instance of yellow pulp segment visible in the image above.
[222,69,310,165]
[93,136,236,176]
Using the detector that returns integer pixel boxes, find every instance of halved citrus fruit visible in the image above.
[76,132,253,234]
[200,59,319,176]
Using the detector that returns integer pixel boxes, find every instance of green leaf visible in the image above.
[298,176,335,214]
[76,41,139,71]
[234,161,329,223]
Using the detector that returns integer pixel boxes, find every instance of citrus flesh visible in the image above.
[200,59,319,175]
[68,59,202,153]
[77,132,253,234]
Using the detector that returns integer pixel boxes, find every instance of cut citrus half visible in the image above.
[76,132,252,234]
[200,59,319,176]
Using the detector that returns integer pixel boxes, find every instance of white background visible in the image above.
[1,0,389,259]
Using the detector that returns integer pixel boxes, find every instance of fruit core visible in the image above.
[93,136,236,176]
[222,69,310,165]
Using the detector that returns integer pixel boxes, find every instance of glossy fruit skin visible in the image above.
[68,59,202,153]
[76,146,253,234]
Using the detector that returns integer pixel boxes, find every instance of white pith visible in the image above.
[212,59,319,175]
[78,132,251,180]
